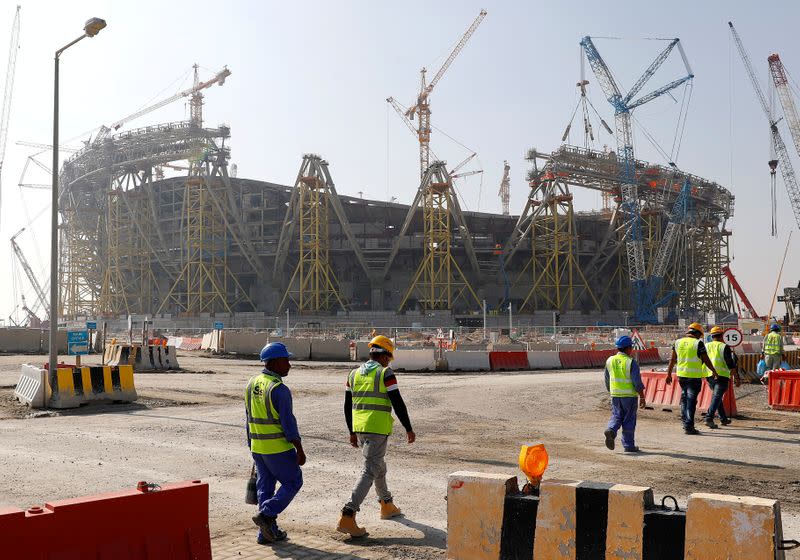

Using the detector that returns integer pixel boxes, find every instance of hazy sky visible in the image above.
[1,0,798,322]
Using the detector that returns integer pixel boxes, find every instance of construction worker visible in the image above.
[603,336,646,453]
[762,323,785,371]
[246,342,306,544]
[666,323,718,435]
[703,326,741,428]
[337,335,415,538]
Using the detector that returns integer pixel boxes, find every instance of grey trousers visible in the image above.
[765,354,782,370]
[345,433,392,511]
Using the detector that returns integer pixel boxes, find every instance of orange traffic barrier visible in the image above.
[0,480,211,559]
[768,369,800,411]
[641,371,737,417]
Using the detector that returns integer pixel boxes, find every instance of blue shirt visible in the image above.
[245,369,301,445]
[603,353,645,393]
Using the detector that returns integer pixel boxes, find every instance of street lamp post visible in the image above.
[48,17,106,402]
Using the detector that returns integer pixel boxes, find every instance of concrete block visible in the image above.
[533,479,581,559]
[356,341,371,361]
[445,350,490,371]
[606,484,653,559]
[392,348,436,371]
[0,329,42,353]
[446,471,518,560]
[41,330,67,354]
[658,347,673,363]
[224,332,267,355]
[685,493,783,560]
[15,364,48,408]
[527,351,562,370]
[269,337,311,360]
[310,339,351,361]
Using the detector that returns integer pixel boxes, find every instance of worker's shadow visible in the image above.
[345,517,447,549]
[272,543,368,559]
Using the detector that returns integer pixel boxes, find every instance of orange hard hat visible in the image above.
[687,322,704,334]
[710,326,724,335]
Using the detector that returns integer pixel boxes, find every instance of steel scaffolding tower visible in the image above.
[278,155,348,312]
[511,167,599,312]
[683,225,734,314]
[389,161,481,311]
[98,189,130,314]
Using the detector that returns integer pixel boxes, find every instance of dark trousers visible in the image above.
[678,377,703,429]
[705,376,730,422]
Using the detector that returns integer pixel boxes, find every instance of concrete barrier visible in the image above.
[445,350,490,371]
[269,337,311,360]
[526,351,562,370]
[50,365,137,409]
[392,348,436,371]
[658,346,673,362]
[447,471,518,560]
[310,339,351,361]
[356,341,371,361]
[15,364,47,408]
[685,493,783,559]
[0,329,42,353]
[223,332,267,355]
[41,330,68,354]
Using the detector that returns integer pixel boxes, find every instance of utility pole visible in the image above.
[508,302,513,334]
[482,299,487,339]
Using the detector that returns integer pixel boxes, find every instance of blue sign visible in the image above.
[86,321,97,330]
[213,321,224,330]
[67,330,89,356]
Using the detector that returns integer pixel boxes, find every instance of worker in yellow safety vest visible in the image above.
[762,323,785,371]
[603,336,646,453]
[337,335,415,538]
[246,342,306,545]
[702,326,741,429]
[666,323,718,435]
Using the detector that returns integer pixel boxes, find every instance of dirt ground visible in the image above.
[0,352,798,559]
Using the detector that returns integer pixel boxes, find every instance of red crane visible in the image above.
[721,265,764,320]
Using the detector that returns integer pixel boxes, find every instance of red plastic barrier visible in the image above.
[636,348,661,365]
[559,350,593,369]
[0,480,211,559]
[589,349,616,368]
[768,369,800,411]
[489,351,530,371]
[641,371,738,417]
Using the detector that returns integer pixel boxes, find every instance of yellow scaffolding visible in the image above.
[516,171,599,312]
[279,156,347,312]
[60,207,101,318]
[398,162,480,311]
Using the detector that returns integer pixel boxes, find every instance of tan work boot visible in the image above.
[337,509,367,537]
[379,499,402,519]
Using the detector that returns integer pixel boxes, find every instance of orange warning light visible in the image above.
[519,443,549,485]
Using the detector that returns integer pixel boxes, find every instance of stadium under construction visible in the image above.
[55,121,735,325]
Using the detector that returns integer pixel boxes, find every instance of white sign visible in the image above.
[631,328,647,350]
[723,327,743,347]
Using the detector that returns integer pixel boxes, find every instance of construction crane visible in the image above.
[0,5,20,230]
[580,36,693,323]
[767,53,800,229]
[394,9,486,177]
[499,160,510,215]
[721,264,763,320]
[11,228,49,319]
[93,64,231,145]
[729,22,800,233]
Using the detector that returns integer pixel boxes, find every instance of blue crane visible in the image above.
[580,36,694,323]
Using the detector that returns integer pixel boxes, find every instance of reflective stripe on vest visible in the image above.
[703,340,730,378]
[606,352,637,397]
[764,332,782,355]
[349,362,393,435]
[246,373,294,455]
[675,337,704,378]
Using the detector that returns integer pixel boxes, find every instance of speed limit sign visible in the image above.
[722,327,743,347]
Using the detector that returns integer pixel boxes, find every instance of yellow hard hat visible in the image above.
[709,326,724,335]
[687,322,704,334]
[369,335,395,356]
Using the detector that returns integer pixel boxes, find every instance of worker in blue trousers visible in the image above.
[246,342,306,544]
[603,336,646,453]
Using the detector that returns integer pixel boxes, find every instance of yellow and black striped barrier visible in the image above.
[50,365,137,409]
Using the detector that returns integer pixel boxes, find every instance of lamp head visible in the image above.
[84,17,106,37]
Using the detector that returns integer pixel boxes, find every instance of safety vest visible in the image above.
[675,337,704,378]
[764,332,782,356]
[606,352,637,398]
[703,340,731,378]
[245,373,295,455]
[349,362,393,435]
